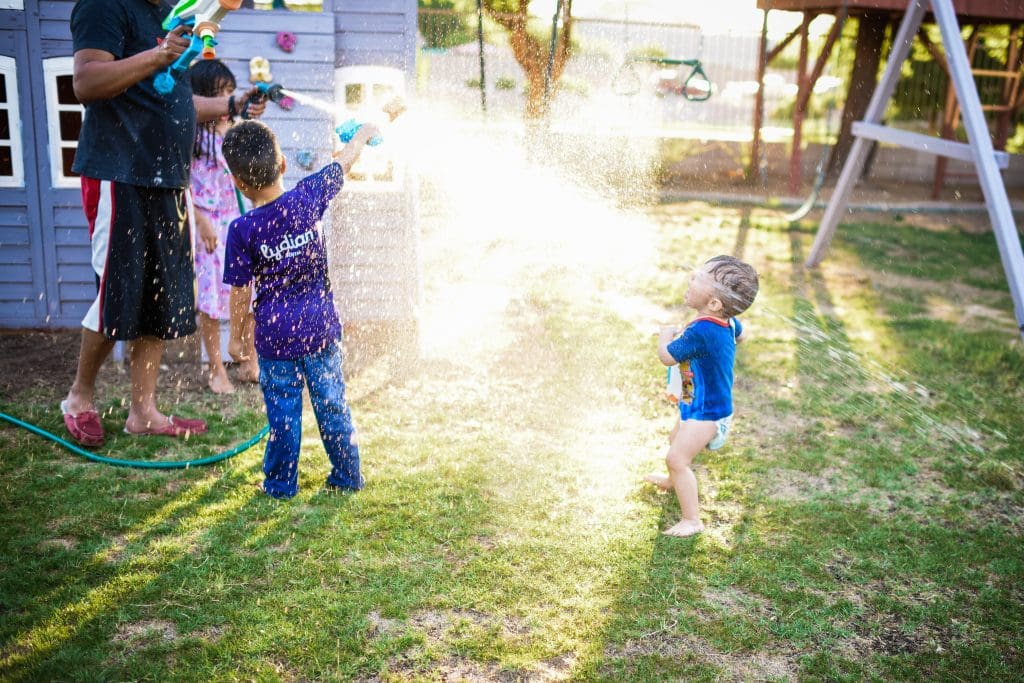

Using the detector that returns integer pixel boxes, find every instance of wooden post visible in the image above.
[932,26,977,198]
[829,11,887,175]
[750,5,769,182]
[994,24,1022,149]
[788,13,811,194]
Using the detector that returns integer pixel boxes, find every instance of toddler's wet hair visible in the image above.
[222,120,282,189]
[705,255,759,317]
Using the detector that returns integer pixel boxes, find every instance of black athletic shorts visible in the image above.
[81,177,197,340]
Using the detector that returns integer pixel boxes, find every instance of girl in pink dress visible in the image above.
[190,60,259,393]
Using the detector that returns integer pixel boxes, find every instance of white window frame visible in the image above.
[333,66,406,192]
[0,56,25,188]
[0,1,25,10]
[43,57,84,189]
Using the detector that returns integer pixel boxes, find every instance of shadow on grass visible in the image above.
[0,440,498,680]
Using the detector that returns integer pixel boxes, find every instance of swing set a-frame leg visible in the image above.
[805,0,1024,340]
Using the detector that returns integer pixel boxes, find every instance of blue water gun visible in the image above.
[154,0,241,96]
[335,119,383,147]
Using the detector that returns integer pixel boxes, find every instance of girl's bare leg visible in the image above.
[200,312,235,394]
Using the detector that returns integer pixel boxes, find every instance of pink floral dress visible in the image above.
[191,133,247,320]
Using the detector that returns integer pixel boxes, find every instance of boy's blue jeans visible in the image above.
[257,342,363,499]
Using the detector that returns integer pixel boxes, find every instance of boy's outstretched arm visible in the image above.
[332,123,380,174]
[228,285,253,362]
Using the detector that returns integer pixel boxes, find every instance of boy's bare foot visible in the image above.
[643,473,673,491]
[207,369,236,395]
[663,519,704,538]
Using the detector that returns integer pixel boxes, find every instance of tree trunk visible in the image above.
[486,2,574,119]
[828,11,887,175]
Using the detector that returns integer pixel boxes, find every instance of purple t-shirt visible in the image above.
[223,163,344,360]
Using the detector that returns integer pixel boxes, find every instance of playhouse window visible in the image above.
[42,58,84,189]
[0,1,25,9]
[0,57,25,188]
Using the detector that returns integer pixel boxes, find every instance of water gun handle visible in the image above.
[153,18,205,96]
[335,118,382,147]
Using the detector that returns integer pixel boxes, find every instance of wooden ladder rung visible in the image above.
[981,104,1014,112]
[972,68,1020,79]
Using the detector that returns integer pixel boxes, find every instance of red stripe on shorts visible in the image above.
[81,177,101,239]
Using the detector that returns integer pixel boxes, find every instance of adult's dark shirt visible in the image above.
[70,0,196,189]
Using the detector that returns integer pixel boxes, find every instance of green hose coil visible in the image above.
[0,411,268,470]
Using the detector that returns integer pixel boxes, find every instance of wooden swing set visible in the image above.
[756,0,1024,340]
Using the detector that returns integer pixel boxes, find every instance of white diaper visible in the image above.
[706,414,733,451]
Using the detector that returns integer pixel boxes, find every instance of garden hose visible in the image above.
[0,411,268,470]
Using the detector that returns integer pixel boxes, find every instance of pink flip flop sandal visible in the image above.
[123,420,192,438]
[169,416,208,434]
[60,399,104,447]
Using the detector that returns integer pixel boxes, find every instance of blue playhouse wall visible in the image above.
[0,0,417,330]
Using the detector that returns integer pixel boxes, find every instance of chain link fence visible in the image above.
[416,8,1024,186]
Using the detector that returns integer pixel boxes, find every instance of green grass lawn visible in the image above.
[1,202,1022,682]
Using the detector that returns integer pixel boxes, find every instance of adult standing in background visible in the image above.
[60,0,265,445]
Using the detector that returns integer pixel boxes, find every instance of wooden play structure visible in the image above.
[756,0,1024,339]
[753,0,1024,196]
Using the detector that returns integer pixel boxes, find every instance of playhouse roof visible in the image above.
[756,0,1024,22]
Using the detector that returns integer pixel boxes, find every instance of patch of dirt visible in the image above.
[0,331,203,402]
[365,609,569,682]
[763,467,844,501]
[45,516,74,532]
[102,535,129,565]
[0,330,82,402]
[111,619,179,649]
[365,610,403,637]
[700,586,776,622]
[840,612,955,659]
[372,654,575,683]
[603,634,797,682]
[189,625,226,643]
[38,537,77,551]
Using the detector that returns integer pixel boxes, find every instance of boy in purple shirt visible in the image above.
[220,120,378,499]
[646,255,759,537]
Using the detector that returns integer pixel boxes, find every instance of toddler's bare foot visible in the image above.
[663,519,704,538]
[236,360,260,384]
[643,473,673,491]
[207,368,236,395]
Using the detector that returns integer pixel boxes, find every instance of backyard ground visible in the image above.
[1,149,1023,681]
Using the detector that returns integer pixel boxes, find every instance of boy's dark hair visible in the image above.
[222,120,282,190]
[190,59,236,161]
[705,255,759,317]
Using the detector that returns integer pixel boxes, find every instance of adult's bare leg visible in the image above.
[64,327,116,414]
[124,335,172,432]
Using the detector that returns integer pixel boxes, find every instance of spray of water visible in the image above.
[277,88,338,117]
[273,69,1008,465]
